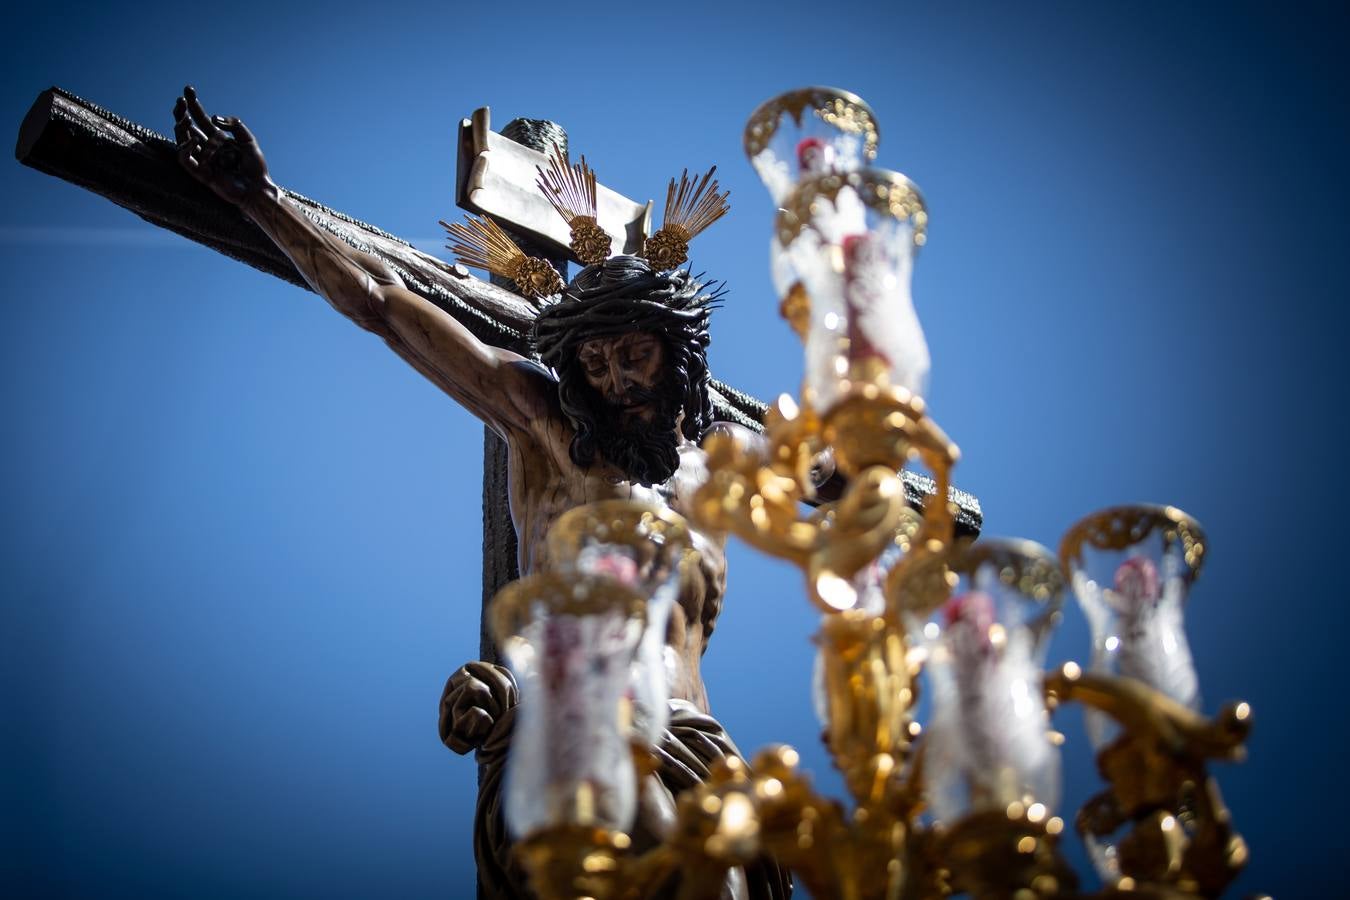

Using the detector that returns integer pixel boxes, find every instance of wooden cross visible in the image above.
[15,86,983,663]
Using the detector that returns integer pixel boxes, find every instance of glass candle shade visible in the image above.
[1060,505,1207,749]
[895,539,1065,826]
[744,87,880,310]
[489,572,647,838]
[546,501,695,745]
[744,86,880,206]
[776,169,931,413]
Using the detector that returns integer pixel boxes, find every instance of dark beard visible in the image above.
[592,385,682,486]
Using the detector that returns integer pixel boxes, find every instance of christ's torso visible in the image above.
[504,399,725,713]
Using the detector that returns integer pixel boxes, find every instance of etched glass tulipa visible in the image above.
[776,169,931,412]
[1060,505,1206,749]
[545,501,694,746]
[490,573,646,837]
[898,540,1065,826]
[743,87,881,307]
[743,86,880,206]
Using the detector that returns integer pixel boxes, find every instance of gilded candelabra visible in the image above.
[484,88,1259,900]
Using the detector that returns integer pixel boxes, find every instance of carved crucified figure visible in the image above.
[172,87,789,899]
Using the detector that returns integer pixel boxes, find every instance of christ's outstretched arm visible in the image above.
[172,86,551,436]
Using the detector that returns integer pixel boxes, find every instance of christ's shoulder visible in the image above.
[499,357,573,447]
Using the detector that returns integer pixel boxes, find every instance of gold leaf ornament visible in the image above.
[536,144,613,266]
[643,166,730,271]
[641,229,691,272]
[513,256,567,299]
[568,218,611,267]
[441,215,563,301]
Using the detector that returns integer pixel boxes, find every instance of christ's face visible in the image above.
[577,332,666,422]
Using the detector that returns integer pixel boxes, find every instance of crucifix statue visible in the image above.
[16,85,981,899]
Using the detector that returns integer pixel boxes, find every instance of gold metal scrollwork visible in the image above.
[775,169,928,247]
[1059,504,1207,582]
[888,538,1065,632]
[692,397,918,613]
[1045,664,1252,898]
[743,86,880,162]
[488,572,647,645]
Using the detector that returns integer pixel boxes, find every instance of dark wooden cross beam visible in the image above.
[14,88,983,653]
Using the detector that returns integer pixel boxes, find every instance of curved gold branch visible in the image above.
[1046,665,1252,898]
[1045,665,1251,763]
[816,612,917,813]
[691,427,818,565]
[807,466,912,610]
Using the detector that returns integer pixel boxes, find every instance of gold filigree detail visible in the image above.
[568,218,611,266]
[441,215,563,301]
[640,228,690,272]
[513,256,566,299]
[536,144,613,265]
[488,572,647,644]
[546,500,694,570]
[775,169,928,247]
[642,166,730,271]
[743,86,880,161]
[1059,504,1207,583]
[889,538,1064,623]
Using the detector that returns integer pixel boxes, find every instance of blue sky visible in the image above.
[4,1,1347,896]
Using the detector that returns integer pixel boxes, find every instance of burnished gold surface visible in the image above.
[820,383,959,577]
[513,825,632,900]
[816,612,918,810]
[692,396,920,612]
[743,86,880,162]
[1045,664,1251,898]
[640,228,692,272]
[778,280,810,338]
[1059,505,1207,582]
[821,382,955,476]
[569,217,612,266]
[693,402,819,567]
[807,467,914,611]
[934,809,1077,899]
[775,169,927,247]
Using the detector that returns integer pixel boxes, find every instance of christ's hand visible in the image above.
[440,661,518,755]
[173,86,275,206]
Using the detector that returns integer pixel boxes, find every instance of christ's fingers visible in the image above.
[212,115,257,146]
[183,85,224,140]
[173,112,207,149]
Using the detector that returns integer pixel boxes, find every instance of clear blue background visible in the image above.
[4,1,1347,896]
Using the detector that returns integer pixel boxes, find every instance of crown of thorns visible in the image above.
[440,144,730,302]
[531,256,721,370]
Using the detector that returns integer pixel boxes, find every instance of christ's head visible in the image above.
[532,256,718,486]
